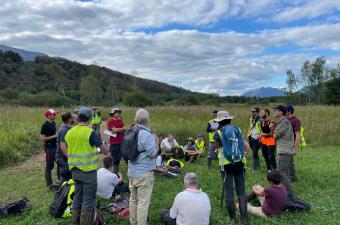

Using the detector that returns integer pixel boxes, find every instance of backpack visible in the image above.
[0,198,31,218]
[49,180,74,218]
[221,125,245,163]
[284,197,311,212]
[121,125,148,161]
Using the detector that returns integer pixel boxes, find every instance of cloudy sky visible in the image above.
[1,0,340,95]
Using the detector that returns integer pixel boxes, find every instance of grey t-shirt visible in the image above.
[170,189,211,225]
[56,125,71,160]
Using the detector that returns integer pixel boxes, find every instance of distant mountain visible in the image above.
[243,87,285,97]
[0,44,47,61]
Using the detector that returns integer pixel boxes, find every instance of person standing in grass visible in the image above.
[273,105,295,201]
[214,111,249,225]
[65,107,109,225]
[56,112,74,184]
[206,110,219,169]
[286,104,301,182]
[245,170,287,218]
[259,109,277,171]
[91,107,102,137]
[247,106,262,171]
[128,109,158,225]
[40,108,59,189]
[107,107,126,174]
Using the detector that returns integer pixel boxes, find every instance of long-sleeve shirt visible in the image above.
[274,118,294,155]
[128,125,157,177]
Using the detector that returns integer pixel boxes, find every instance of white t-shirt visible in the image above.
[170,189,211,225]
[161,138,179,152]
[97,168,119,199]
[156,155,166,169]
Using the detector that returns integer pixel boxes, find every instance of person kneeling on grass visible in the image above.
[245,170,287,218]
[155,152,179,178]
[184,138,199,163]
[97,156,129,201]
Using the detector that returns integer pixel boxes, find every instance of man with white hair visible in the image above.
[128,108,158,225]
[169,173,211,225]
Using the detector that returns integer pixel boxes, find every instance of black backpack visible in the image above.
[284,197,311,212]
[121,124,148,161]
[0,198,31,218]
[49,181,72,218]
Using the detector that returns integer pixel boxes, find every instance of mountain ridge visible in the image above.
[243,87,284,97]
[0,44,47,61]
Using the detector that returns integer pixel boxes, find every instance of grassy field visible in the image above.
[0,105,340,224]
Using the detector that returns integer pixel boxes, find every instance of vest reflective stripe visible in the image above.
[62,179,75,218]
[68,152,98,159]
[68,159,98,166]
[217,130,246,166]
[208,119,216,143]
[65,125,98,172]
[195,140,205,152]
[92,114,101,125]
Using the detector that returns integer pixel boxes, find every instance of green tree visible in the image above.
[324,77,340,105]
[122,91,150,107]
[79,74,103,105]
[286,69,301,104]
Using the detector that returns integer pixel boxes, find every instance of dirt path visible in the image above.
[0,151,46,175]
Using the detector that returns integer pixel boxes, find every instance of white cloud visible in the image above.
[0,0,339,95]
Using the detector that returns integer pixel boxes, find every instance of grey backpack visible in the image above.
[121,125,148,161]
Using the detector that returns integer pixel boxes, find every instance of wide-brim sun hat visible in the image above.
[110,107,122,114]
[214,111,234,122]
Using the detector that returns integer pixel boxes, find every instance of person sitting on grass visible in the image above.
[155,151,178,178]
[169,173,211,225]
[195,133,206,158]
[161,134,180,156]
[184,137,199,163]
[97,156,129,201]
[245,170,287,218]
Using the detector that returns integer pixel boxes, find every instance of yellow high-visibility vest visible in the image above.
[65,125,98,172]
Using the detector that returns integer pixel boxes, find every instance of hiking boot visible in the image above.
[80,212,94,225]
[238,196,249,225]
[208,158,212,169]
[72,208,81,225]
[225,200,236,222]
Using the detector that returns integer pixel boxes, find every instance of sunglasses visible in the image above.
[251,111,256,113]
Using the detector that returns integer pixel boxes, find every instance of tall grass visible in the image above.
[0,105,339,168]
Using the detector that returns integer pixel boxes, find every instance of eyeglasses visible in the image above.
[251,111,256,113]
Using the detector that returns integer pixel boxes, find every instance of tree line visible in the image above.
[286,57,340,105]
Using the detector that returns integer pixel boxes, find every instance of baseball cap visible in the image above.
[78,107,92,119]
[273,105,287,114]
[214,111,234,122]
[286,104,294,113]
[44,108,58,118]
